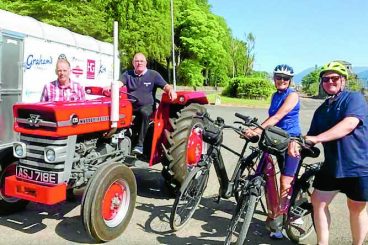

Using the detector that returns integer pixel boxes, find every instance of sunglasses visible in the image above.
[321,76,341,83]
[274,75,291,81]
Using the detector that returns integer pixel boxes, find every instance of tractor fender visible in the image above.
[160,91,208,105]
[149,91,208,167]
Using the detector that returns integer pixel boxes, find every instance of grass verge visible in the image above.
[206,93,270,108]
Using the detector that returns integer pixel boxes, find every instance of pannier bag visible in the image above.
[202,124,223,146]
[259,126,290,154]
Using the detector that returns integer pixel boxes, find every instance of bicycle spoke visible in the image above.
[286,171,316,242]
[170,167,209,231]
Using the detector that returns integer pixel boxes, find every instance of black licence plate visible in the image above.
[16,166,58,185]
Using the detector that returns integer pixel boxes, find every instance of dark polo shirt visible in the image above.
[121,69,167,108]
[308,90,368,178]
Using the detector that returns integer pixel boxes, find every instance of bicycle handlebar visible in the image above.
[197,112,320,158]
[289,136,320,158]
[235,112,320,158]
[195,112,259,143]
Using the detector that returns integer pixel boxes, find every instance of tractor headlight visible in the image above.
[13,142,26,158]
[44,146,66,163]
[45,149,56,162]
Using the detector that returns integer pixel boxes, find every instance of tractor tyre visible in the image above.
[0,159,29,215]
[81,163,137,242]
[162,103,207,187]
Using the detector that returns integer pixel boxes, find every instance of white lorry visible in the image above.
[0,9,114,152]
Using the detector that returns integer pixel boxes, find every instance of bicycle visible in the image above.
[224,113,321,244]
[169,112,262,231]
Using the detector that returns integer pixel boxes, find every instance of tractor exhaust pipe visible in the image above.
[111,21,120,128]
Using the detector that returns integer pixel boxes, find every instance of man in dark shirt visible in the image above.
[121,53,177,155]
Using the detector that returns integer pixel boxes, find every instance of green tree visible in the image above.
[0,0,112,42]
[347,77,363,91]
[244,33,255,75]
[229,38,247,78]
[1,0,257,88]
[302,68,320,96]
[111,0,171,69]
[176,4,231,87]
[177,59,203,89]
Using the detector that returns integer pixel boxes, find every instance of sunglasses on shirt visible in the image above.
[321,76,341,83]
[274,75,291,81]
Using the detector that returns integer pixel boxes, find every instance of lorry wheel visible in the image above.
[0,160,29,215]
[163,103,207,187]
[81,163,137,242]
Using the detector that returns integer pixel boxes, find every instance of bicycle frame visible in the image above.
[205,131,253,199]
[255,152,282,219]
[250,149,312,220]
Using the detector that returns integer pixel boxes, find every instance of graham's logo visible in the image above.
[24,54,53,70]
[27,114,41,127]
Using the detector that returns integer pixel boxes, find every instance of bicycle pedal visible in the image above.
[290,205,309,217]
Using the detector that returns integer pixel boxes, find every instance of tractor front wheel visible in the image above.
[81,163,137,242]
[162,103,207,188]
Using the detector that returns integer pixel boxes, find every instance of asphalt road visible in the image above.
[0,98,366,245]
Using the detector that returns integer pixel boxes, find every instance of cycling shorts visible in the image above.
[313,172,368,201]
[277,154,300,177]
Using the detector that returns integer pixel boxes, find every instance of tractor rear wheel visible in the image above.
[0,159,29,215]
[81,163,137,242]
[162,103,207,188]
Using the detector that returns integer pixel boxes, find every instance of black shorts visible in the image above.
[313,172,368,202]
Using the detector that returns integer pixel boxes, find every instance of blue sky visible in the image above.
[208,0,368,73]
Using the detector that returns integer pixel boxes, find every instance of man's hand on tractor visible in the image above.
[169,89,177,101]
[102,81,126,97]
[102,86,111,97]
[164,84,177,101]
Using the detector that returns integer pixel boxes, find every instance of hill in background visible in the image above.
[294,66,368,87]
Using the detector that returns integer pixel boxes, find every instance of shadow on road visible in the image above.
[132,167,175,199]
[0,200,96,243]
[135,194,300,245]
[0,194,99,243]
[131,165,304,244]
[55,214,96,244]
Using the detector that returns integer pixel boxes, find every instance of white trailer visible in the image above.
[0,9,114,152]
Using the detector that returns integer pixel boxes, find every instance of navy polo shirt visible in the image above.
[308,91,368,178]
[121,69,167,108]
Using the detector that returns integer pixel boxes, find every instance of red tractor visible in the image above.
[0,86,208,242]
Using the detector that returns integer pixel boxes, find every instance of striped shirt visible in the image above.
[40,80,85,102]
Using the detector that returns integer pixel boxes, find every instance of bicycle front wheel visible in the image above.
[170,166,209,231]
[225,193,258,245]
[285,169,316,242]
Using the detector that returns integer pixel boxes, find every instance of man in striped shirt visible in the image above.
[40,56,85,102]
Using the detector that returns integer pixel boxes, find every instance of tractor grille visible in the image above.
[19,134,68,171]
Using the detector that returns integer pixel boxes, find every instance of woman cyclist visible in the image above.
[245,64,301,239]
[289,61,368,245]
